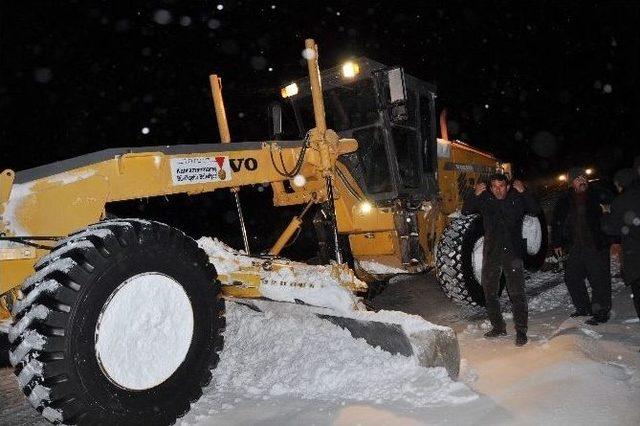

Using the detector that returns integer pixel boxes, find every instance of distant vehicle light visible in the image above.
[558,174,567,182]
[342,61,360,78]
[359,201,373,214]
[585,168,594,175]
[280,82,299,98]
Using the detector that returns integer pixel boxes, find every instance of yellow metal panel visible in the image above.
[349,231,398,256]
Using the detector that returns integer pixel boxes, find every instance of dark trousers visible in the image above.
[631,279,640,321]
[564,246,611,315]
[481,251,528,334]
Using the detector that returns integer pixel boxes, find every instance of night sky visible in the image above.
[1,0,639,179]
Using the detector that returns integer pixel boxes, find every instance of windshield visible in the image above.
[291,78,379,133]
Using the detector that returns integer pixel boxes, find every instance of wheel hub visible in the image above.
[95,272,194,391]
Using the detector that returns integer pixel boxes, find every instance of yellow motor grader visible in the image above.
[0,39,546,424]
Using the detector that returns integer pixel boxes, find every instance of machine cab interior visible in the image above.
[278,58,438,205]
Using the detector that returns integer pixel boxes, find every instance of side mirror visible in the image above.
[268,101,283,139]
[387,67,408,123]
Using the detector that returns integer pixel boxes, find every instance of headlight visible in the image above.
[280,82,299,98]
[342,61,360,78]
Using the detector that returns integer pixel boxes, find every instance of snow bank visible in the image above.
[181,302,476,424]
[197,237,362,313]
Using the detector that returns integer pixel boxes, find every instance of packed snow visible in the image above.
[180,301,476,425]
[198,237,363,313]
[1,181,35,242]
[357,260,407,275]
[94,273,194,390]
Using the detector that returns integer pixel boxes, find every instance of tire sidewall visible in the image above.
[523,212,549,271]
[460,216,487,306]
[68,238,217,417]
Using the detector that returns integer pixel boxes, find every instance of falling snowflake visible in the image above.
[34,68,52,83]
[153,9,172,25]
[302,48,315,60]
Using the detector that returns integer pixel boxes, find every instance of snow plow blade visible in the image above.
[236,299,460,379]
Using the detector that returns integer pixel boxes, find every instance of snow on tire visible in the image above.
[435,214,486,307]
[8,219,225,425]
[522,212,548,271]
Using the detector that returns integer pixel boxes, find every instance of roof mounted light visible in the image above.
[280,82,299,98]
[342,61,360,78]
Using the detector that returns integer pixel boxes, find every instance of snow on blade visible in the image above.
[197,237,255,274]
[181,302,476,424]
[198,237,362,313]
[357,260,406,275]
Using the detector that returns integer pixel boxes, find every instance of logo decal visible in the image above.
[229,158,258,172]
[170,156,232,185]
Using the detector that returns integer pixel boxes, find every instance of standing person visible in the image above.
[462,173,541,346]
[603,166,640,325]
[552,168,613,325]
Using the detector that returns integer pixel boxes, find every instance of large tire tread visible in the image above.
[435,215,482,307]
[8,219,225,425]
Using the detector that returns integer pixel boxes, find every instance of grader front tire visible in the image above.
[8,219,224,425]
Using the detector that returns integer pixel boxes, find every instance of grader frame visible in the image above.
[0,39,504,317]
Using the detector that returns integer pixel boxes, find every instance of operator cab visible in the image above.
[277,58,438,205]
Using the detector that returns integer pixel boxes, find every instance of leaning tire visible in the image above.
[436,214,486,306]
[522,212,548,270]
[8,219,224,425]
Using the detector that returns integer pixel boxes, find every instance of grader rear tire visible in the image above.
[8,219,224,425]
[436,213,549,307]
[436,215,486,306]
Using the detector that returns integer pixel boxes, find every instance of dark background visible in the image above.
[1,0,638,253]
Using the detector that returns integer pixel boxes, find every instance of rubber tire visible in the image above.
[523,212,549,271]
[436,214,486,306]
[0,332,9,366]
[8,219,225,425]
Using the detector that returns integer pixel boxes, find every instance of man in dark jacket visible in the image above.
[552,167,613,325]
[603,165,640,324]
[462,173,541,346]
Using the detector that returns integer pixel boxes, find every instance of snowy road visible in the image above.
[178,264,640,426]
[2,264,639,425]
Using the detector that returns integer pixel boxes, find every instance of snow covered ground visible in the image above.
[2,257,639,425]
[178,257,640,426]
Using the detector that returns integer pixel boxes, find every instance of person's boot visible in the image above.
[515,332,528,346]
[586,311,610,325]
[570,310,591,317]
[484,327,507,338]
